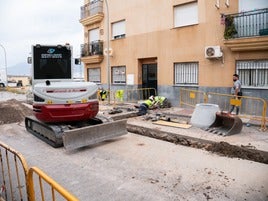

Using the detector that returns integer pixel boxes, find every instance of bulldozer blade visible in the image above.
[206,112,243,136]
[62,119,128,151]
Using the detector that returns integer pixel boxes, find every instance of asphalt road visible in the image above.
[0,122,267,201]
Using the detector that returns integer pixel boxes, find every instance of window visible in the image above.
[174,2,198,28]
[112,66,126,84]
[174,62,198,85]
[87,68,101,84]
[239,0,268,12]
[112,20,126,39]
[236,60,268,88]
[88,28,103,55]
[89,28,99,43]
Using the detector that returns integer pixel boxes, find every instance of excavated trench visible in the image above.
[105,107,268,164]
[127,123,268,164]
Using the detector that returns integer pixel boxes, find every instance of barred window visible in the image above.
[236,60,268,87]
[174,62,198,85]
[87,68,101,83]
[112,66,126,84]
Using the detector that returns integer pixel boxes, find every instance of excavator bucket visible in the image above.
[62,119,128,151]
[205,112,243,136]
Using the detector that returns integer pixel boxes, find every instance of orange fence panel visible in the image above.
[179,88,208,108]
[0,141,29,201]
[0,142,79,201]
[180,88,267,131]
[207,92,267,131]
[27,167,79,201]
[98,88,157,105]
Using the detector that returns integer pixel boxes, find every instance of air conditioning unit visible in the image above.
[205,46,223,59]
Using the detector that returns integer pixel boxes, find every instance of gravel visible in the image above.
[0,91,27,102]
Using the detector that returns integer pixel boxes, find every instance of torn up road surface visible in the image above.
[0,122,268,201]
[0,94,267,200]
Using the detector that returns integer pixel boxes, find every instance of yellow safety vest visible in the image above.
[144,99,154,107]
[155,96,165,104]
[99,90,107,100]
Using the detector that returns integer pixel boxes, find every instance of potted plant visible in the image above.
[224,15,237,39]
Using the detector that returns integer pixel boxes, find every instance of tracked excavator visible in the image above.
[25,44,127,150]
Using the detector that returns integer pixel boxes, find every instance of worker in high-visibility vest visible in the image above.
[99,88,107,101]
[154,96,171,108]
[115,90,124,101]
[137,96,155,116]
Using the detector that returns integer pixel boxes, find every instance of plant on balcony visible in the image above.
[224,15,237,39]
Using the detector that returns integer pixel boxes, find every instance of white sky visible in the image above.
[0,0,84,68]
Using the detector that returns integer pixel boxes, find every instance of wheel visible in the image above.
[0,83,5,88]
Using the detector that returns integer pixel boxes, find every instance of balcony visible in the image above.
[81,41,104,64]
[223,8,268,51]
[80,0,104,26]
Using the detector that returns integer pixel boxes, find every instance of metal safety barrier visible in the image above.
[180,88,267,131]
[179,88,208,108]
[28,167,79,201]
[98,88,157,104]
[0,142,78,201]
[124,88,157,103]
[0,141,29,201]
[207,92,267,131]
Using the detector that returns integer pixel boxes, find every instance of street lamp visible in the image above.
[104,0,111,104]
[0,44,7,86]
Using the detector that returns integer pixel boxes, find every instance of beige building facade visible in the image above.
[80,0,268,106]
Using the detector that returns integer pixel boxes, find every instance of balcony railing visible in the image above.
[80,0,103,19]
[224,8,268,39]
[81,40,103,57]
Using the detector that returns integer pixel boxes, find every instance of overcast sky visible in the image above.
[0,0,84,70]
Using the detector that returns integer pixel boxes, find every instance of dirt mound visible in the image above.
[206,141,268,164]
[0,99,33,124]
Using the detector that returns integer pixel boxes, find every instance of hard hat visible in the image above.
[149,96,154,101]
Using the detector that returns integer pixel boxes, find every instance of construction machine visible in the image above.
[206,111,243,136]
[190,103,243,136]
[25,44,127,150]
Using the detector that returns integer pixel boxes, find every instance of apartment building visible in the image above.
[80,0,268,106]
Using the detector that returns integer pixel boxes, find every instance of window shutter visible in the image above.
[89,28,99,43]
[174,2,198,28]
[112,20,126,39]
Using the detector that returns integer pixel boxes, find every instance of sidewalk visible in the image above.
[100,101,266,127]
